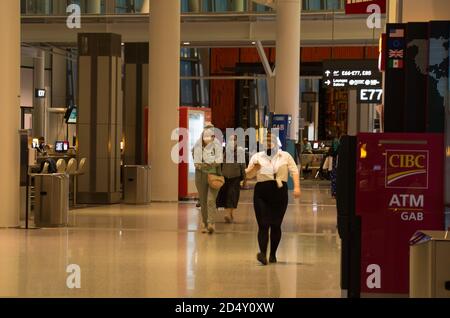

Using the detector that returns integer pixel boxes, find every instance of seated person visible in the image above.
[36,137,51,155]
[302,138,313,154]
[39,158,57,174]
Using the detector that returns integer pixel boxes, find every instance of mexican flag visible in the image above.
[389,59,404,69]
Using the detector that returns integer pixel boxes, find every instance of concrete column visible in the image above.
[267,76,276,113]
[86,0,102,14]
[275,0,301,142]
[314,100,319,140]
[33,50,46,139]
[149,0,180,201]
[36,0,51,15]
[232,0,245,12]
[104,0,116,14]
[347,90,358,136]
[52,0,67,15]
[387,0,402,23]
[189,0,200,12]
[141,0,150,13]
[51,48,67,107]
[0,0,20,227]
[402,0,450,22]
[359,103,370,133]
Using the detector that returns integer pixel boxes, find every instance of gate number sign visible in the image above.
[358,88,383,103]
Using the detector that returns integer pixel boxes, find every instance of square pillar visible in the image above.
[123,43,149,165]
[77,33,123,204]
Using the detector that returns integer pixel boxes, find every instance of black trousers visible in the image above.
[253,181,289,257]
[216,177,242,209]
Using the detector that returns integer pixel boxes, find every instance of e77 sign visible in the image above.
[358,88,383,103]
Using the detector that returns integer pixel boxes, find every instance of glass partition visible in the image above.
[302,0,345,11]
[22,0,106,15]
[21,0,347,15]
[115,0,146,13]
[180,48,210,107]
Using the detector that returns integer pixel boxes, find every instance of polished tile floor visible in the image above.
[0,183,341,298]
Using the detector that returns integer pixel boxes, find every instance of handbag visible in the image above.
[208,174,225,190]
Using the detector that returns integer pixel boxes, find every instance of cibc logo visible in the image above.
[385,150,429,189]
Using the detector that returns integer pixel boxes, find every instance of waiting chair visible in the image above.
[41,162,50,174]
[56,159,67,174]
[75,158,87,177]
[66,159,78,175]
[73,158,87,206]
[66,159,77,206]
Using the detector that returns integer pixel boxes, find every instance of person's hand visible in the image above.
[253,163,262,171]
[293,188,301,199]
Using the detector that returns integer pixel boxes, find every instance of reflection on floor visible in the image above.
[0,183,340,298]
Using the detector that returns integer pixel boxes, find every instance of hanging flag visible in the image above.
[389,39,405,49]
[390,29,405,38]
[389,59,404,69]
[389,49,404,58]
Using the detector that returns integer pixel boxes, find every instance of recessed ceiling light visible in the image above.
[183,42,191,45]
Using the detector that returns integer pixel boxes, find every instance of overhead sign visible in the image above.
[35,89,46,98]
[357,88,383,103]
[345,0,386,15]
[323,60,382,89]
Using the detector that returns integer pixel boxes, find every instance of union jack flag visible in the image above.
[389,49,404,58]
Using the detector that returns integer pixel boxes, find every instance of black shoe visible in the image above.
[257,253,268,266]
[269,255,277,263]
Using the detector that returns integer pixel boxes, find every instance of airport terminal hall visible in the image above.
[1,0,450,302]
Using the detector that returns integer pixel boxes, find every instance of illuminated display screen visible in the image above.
[66,107,77,124]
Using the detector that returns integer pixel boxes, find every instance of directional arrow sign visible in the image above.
[322,60,382,89]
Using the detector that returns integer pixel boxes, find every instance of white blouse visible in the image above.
[247,151,299,183]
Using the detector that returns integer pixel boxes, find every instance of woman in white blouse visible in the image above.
[246,131,301,265]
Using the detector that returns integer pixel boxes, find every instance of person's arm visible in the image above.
[193,140,203,170]
[239,162,246,181]
[216,163,223,176]
[215,141,224,165]
[205,141,223,170]
[245,154,260,180]
[287,154,301,198]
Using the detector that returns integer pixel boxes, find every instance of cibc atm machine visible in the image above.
[337,133,445,298]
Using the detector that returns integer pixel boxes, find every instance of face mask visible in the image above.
[203,137,213,144]
[265,144,278,157]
